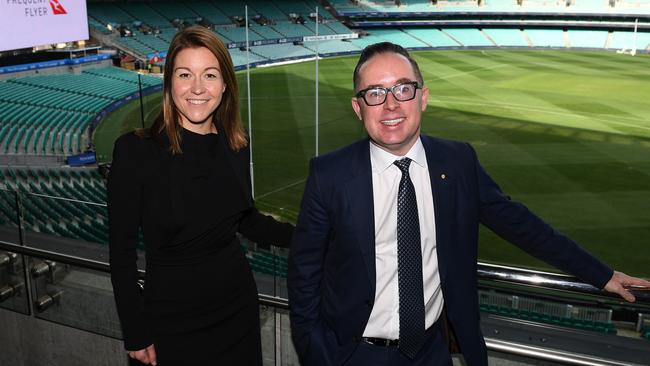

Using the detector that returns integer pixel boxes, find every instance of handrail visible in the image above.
[2,239,649,365]
[477,262,650,303]
[485,338,646,366]
[2,239,647,305]
[1,238,648,305]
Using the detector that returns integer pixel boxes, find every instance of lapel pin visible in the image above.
[441,174,447,180]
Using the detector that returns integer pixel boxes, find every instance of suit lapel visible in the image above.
[422,136,456,285]
[343,140,376,294]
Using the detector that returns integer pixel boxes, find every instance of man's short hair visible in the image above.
[352,42,424,92]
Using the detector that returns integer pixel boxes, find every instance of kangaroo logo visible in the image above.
[50,0,67,15]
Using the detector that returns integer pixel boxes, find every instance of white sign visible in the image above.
[303,33,359,42]
[0,0,89,52]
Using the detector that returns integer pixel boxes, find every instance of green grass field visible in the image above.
[94,50,650,277]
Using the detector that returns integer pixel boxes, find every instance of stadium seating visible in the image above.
[402,28,461,47]
[525,29,567,48]
[443,28,495,47]
[249,43,314,60]
[118,2,174,30]
[88,0,354,57]
[0,167,109,244]
[326,0,650,14]
[479,290,617,334]
[272,21,314,38]
[0,68,162,155]
[482,0,519,12]
[228,48,268,67]
[483,28,530,47]
[87,2,135,27]
[363,29,432,48]
[303,40,363,55]
[0,166,290,277]
[184,1,232,25]
[568,29,609,48]
[216,26,265,43]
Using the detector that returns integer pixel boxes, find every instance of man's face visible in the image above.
[351,52,429,156]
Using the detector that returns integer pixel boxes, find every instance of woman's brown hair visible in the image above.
[149,26,247,153]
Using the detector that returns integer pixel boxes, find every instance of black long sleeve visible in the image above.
[107,133,151,350]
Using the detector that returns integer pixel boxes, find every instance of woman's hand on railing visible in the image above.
[128,344,157,365]
[604,271,650,302]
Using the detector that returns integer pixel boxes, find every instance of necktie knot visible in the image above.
[394,158,411,175]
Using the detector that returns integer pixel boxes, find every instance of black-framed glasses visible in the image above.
[355,81,420,106]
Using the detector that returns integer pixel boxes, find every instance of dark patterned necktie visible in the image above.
[394,158,425,359]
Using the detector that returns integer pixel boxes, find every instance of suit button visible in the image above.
[352,336,361,342]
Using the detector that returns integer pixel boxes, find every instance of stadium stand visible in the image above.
[0,166,290,277]
[3,2,650,365]
[524,28,567,47]
[568,29,609,48]
[403,28,462,47]
[249,43,315,60]
[272,21,315,37]
[117,2,174,30]
[303,39,363,54]
[482,28,530,47]
[88,0,354,58]
[228,48,268,67]
[0,68,161,155]
[216,26,265,43]
[479,290,617,334]
[362,29,431,48]
[325,0,650,13]
[0,167,108,243]
[442,28,495,47]
[184,1,232,25]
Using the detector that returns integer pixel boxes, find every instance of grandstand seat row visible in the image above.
[0,167,288,277]
[0,67,162,156]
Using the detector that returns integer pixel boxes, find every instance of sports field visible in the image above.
[94,50,650,277]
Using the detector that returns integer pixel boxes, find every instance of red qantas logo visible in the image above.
[50,0,67,15]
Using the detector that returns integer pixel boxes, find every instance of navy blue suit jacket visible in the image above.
[288,135,613,366]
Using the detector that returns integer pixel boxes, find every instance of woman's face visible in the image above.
[171,46,225,133]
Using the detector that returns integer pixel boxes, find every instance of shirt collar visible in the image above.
[369,137,426,174]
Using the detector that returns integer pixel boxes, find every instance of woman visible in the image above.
[108,26,293,365]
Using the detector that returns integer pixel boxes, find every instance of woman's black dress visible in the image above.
[108,127,293,365]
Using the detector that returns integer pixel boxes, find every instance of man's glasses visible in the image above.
[355,81,420,106]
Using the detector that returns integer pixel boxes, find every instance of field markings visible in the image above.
[256,178,306,200]
[431,96,650,132]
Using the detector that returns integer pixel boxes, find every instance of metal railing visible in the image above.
[3,237,650,365]
[1,188,649,365]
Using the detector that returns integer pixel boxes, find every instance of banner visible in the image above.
[0,0,89,52]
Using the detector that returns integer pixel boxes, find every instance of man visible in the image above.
[288,42,650,366]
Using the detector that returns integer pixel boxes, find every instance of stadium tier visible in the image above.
[482,28,530,47]
[0,168,108,243]
[442,28,496,47]
[0,167,289,277]
[88,0,355,58]
[0,68,162,156]
[250,43,315,60]
[402,28,462,47]
[525,28,567,47]
[328,0,650,14]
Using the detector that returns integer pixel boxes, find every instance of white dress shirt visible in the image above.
[362,137,444,340]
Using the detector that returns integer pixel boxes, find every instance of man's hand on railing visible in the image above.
[604,271,650,302]
[128,344,157,365]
